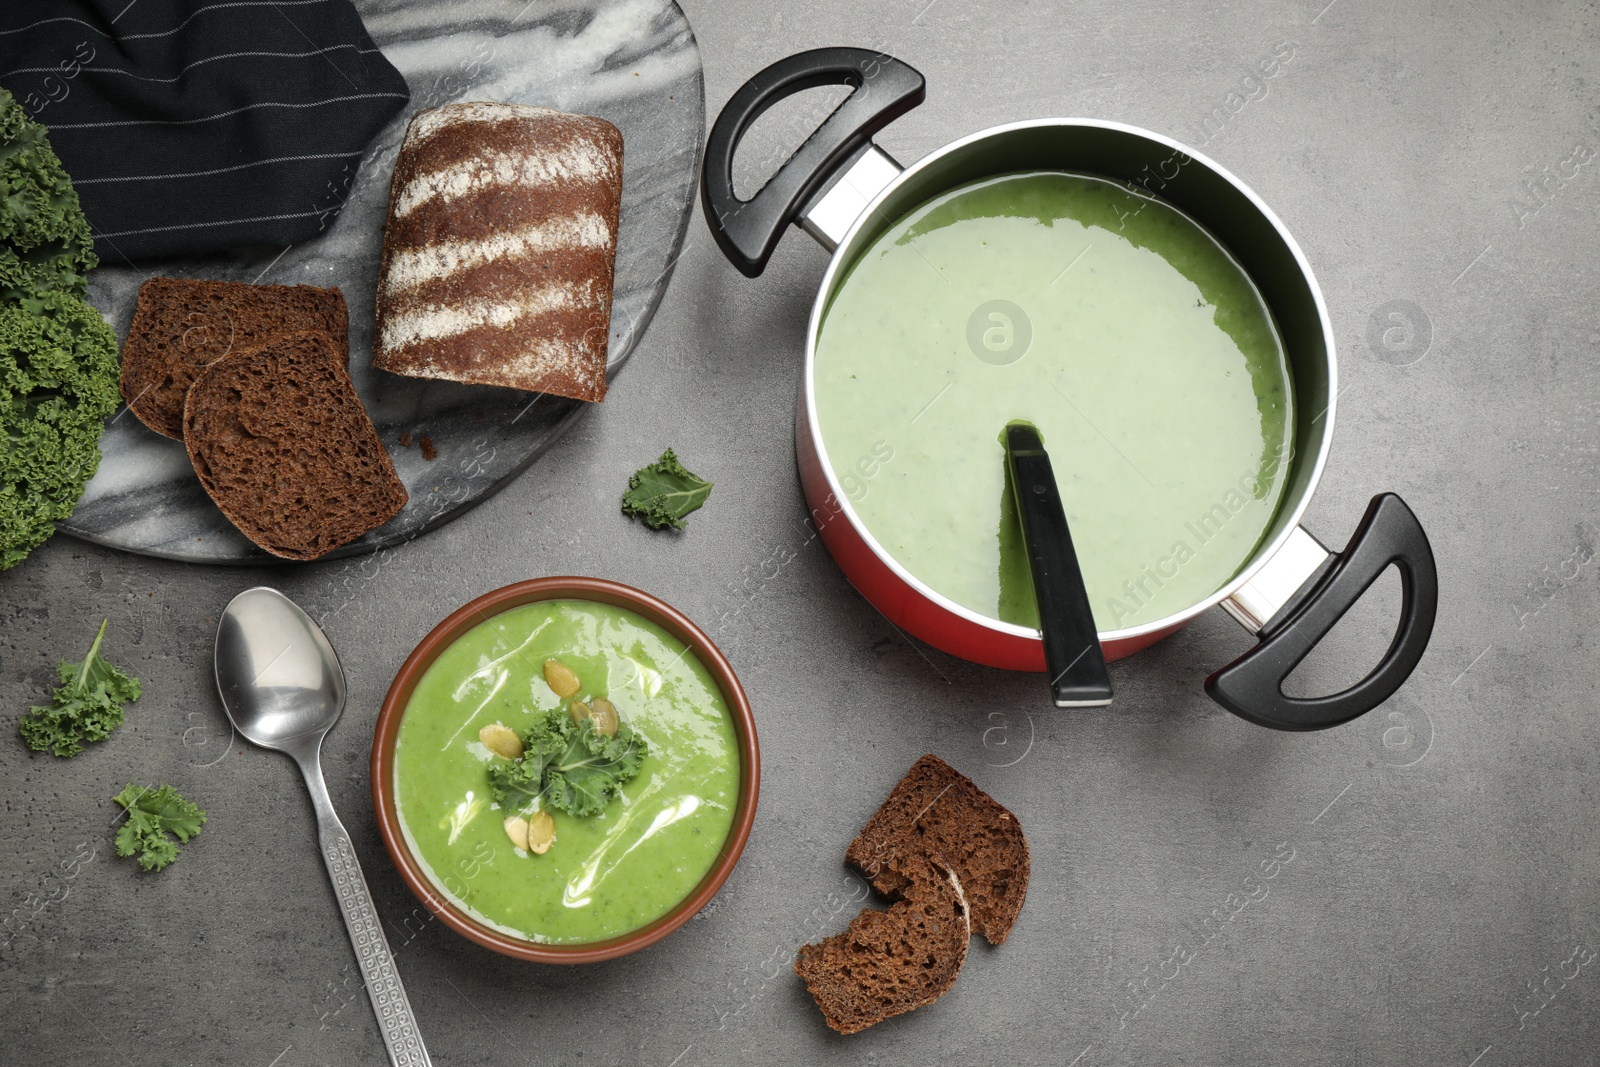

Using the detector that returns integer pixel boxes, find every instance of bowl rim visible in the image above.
[370,575,760,964]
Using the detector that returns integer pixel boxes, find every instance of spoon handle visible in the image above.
[303,760,432,1066]
[1004,422,1113,707]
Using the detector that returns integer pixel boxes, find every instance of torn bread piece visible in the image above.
[795,852,971,1035]
[845,754,1031,946]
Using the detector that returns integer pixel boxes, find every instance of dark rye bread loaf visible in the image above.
[373,101,623,402]
[845,754,1030,946]
[119,277,348,439]
[794,853,970,1035]
[183,330,406,560]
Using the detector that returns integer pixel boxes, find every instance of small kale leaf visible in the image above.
[20,619,141,757]
[113,783,205,872]
[487,710,647,818]
[622,448,712,530]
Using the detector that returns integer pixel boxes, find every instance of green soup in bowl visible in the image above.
[373,578,759,963]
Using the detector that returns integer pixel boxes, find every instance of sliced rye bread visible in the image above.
[845,754,1030,946]
[120,277,348,439]
[794,852,970,1035]
[182,330,406,560]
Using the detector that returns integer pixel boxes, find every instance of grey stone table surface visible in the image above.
[3,1,1598,1065]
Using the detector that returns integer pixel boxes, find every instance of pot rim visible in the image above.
[370,576,760,964]
[802,116,1338,644]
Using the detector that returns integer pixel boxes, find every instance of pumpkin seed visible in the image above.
[590,699,619,738]
[543,659,581,698]
[569,700,592,726]
[526,810,555,854]
[479,723,524,760]
[503,815,530,850]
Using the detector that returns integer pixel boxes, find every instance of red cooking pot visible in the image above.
[701,48,1437,731]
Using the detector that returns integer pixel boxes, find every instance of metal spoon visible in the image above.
[215,586,431,1067]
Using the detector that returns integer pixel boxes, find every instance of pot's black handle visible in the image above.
[1206,494,1438,731]
[702,47,925,277]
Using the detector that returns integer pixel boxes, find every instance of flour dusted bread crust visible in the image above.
[119,277,348,439]
[183,330,406,560]
[373,101,623,402]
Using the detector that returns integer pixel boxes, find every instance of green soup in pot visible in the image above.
[813,171,1296,631]
[394,599,739,944]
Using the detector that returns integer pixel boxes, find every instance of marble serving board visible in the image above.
[61,0,705,564]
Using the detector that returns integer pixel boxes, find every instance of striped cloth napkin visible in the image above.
[0,0,409,264]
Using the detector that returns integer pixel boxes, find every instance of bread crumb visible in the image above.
[420,436,438,461]
[399,431,413,447]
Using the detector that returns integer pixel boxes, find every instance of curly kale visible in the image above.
[113,784,205,872]
[488,709,648,818]
[20,618,141,757]
[0,87,119,570]
[1,289,121,568]
[621,448,712,531]
[0,88,97,299]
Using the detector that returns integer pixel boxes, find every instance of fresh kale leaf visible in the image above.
[546,724,649,816]
[1,283,121,570]
[622,448,712,530]
[0,88,97,299]
[20,619,141,757]
[113,783,205,872]
[488,710,647,818]
[0,88,120,570]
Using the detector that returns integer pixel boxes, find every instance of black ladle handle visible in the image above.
[1005,424,1114,707]
[702,47,925,277]
[1206,493,1438,730]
